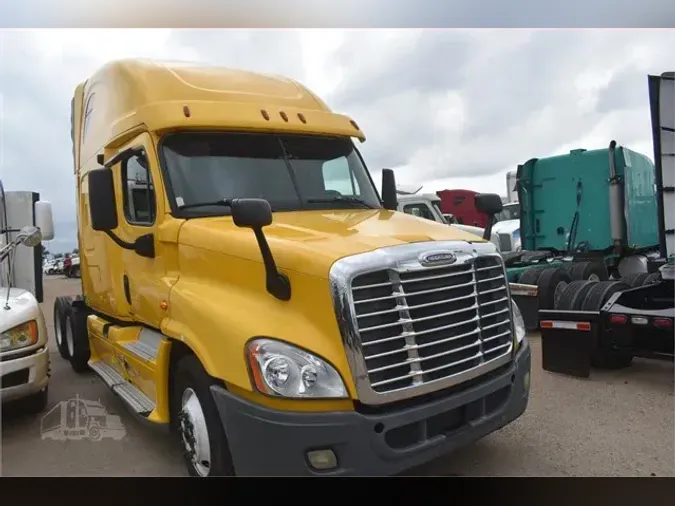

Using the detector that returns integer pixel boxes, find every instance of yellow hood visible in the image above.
[178,209,487,279]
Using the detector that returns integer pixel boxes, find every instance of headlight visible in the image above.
[246,338,348,399]
[511,302,526,347]
[0,320,38,352]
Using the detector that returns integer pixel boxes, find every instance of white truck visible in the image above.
[0,180,55,413]
[396,190,503,251]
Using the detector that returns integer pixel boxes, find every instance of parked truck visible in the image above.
[53,58,530,477]
[505,143,664,329]
[436,189,489,228]
[0,179,55,413]
[538,71,674,376]
[394,188,503,251]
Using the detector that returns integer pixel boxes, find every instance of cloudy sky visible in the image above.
[0,28,673,252]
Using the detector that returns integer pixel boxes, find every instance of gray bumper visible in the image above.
[1,346,50,404]
[211,339,531,476]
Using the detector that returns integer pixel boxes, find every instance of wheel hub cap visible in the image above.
[179,388,211,476]
[65,319,74,356]
[54,312,62,346]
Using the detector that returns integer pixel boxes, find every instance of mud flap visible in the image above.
[538,309,601,378]
[510,283,539,331]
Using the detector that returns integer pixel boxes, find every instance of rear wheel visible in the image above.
[643,272,661,285]
[172,355,235,477]
[518,268,543,285]
[53,296,71,360]
[570,261,609,282]
[580,281,634,369]
[621,273,651,288]
[65,305,91,373]
[537,267,572,310]
[555,280,592,310]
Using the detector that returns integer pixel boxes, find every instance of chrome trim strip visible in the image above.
[329,240,515,406]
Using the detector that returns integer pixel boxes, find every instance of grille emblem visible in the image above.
[419,251,457,267]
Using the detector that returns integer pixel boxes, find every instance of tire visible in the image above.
[537,267,572,310]
[89,425,102,442]
[73,265,81,278]
[581,281,631,312]
[172,355,235,477]
[518,268,543,285]
[592,349,634,369]
[53,296,71,360]
[65,304,91,373]
[571,281,600,310]
[21,387,49,414]
[570,261,609,282]
[620,273,651,288]
[644,272,661,285]
[555,280,592,310]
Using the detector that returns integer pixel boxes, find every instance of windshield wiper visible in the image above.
[177,199,232,211]
[306,196,375,208]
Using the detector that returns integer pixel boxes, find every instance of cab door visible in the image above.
[112,132,171,329]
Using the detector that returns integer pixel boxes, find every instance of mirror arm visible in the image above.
[103,230,155,259]
[252,228,291,301]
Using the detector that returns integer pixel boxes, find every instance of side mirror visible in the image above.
[474,193,503,241]
[16,225,42,248]
[35,201,54,241]
[475,193,503,216]
[231,198,272,229]
[88,168,119,231]
[231,198,290,301]
[381,168,398,211]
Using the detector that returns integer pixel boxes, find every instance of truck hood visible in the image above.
[492,219,520,234]
[178,209,491,279]
[0,287,42,334]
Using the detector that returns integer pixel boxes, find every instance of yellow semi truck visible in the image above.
[53,58,531,476]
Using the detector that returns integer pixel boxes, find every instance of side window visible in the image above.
[122,152,156,226]
[82,93,95,141]
[403,204,436,221]
[322,156,360,195]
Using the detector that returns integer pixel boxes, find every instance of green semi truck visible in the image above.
[506,135,663,329]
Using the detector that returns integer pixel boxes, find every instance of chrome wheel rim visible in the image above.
[179,388,211,477]
[65,317,74,357]
[54,310,63,346]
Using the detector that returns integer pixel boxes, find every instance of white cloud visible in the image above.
[0,28,673,252]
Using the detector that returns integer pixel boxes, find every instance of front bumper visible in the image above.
[1,346,50,404]
[211,339,531,476]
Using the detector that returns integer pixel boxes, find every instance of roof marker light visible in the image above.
[183,105,191,118]
[261,109,270,121]
[280,111,289,122]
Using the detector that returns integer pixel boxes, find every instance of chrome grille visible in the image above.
[498,233,512,252]
[350,255,513,395]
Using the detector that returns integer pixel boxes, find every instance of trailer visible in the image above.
[538,71,674,377]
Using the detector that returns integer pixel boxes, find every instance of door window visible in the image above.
[122,151,156,226]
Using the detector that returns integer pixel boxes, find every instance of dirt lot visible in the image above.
[1,276,673,476]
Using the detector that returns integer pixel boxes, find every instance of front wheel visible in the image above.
[172,355,235,477]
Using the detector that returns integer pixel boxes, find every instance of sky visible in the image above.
[0,28,673,253]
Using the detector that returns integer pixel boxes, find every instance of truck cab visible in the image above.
[56,58,531,477]
[396,192,503,251]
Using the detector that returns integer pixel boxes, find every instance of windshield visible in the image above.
[496,204,521,222]
[161,132,382,216]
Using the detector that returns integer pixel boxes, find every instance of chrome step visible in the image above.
[89,360,156,416]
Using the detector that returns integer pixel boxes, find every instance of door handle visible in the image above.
[123,275,131,305]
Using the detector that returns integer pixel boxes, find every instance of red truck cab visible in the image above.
[436,189,489,228]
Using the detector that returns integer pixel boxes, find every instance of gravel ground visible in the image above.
[1,276,673,476]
